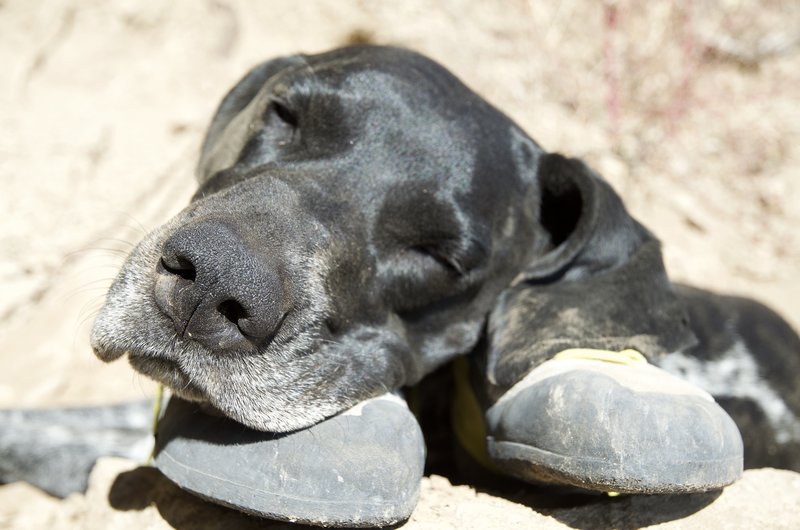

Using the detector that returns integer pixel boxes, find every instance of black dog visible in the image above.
[91,45,551,432]
[90,45,800,470]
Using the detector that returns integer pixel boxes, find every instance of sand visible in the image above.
[1,0,798,527]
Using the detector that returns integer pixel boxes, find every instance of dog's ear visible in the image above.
[487,153,696,388]
[197,56,304,182]
[515,153,646,284]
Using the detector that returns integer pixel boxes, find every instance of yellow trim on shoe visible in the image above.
[451,348,649,472]
[553,348,647,365]
[451,357,500,472]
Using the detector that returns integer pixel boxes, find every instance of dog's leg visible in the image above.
[657,285,800,471]
[459,154,744,494]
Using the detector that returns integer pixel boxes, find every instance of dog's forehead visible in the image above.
[304,46,453,80]
[269,46,470,108]
[193,45,535,249]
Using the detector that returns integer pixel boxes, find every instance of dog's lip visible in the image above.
[127,354,205,398]
[92,343,128,362]
[128,353,178,370]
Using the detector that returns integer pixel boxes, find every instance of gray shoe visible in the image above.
[483,350,743,494]
[153,393,425,527]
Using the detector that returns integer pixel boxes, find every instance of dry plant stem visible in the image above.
[604,0,621,145]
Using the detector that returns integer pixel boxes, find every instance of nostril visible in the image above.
[217,299,248,325]
[160,256,197,282]
[157,221,288,351]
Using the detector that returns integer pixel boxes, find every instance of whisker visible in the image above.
[76,299,106,327]
[61,279,116,301]
[93,237,138,249]
[119,214,150,238]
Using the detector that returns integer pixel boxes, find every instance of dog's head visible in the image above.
[91,46,691,431]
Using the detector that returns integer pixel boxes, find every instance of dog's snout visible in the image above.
[154,220,287,352]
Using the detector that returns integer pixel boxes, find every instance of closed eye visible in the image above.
[272,100,298,127]
[410,245,463,276]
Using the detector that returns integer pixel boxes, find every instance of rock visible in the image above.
[2,458,798,529]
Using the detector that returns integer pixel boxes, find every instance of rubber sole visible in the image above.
[488,436,743,494]
[156,449,419,527]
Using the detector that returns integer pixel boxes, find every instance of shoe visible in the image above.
[455,348,743,494]
[153,393,425,527]
[0,400,152,497]
[452,152,744,493]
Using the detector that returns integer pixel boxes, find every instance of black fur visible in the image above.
[91,46,800,472]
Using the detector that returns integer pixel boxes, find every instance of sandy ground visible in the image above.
[1,0,798,527]
[3,458,800,530]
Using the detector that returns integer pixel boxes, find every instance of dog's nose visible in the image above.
[154,220,286,351]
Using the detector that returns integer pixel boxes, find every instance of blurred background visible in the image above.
[0,0,798,411]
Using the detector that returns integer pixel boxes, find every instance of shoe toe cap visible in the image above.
[486,361,743,493]
[154,395,424,526]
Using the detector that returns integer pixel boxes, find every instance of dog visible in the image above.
[90,45,800,469]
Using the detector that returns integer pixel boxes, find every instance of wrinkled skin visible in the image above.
[91,46,550,432]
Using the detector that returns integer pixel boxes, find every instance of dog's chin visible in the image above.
[127,355,208,402]
[126,352,339,433]
[210,394,342,434]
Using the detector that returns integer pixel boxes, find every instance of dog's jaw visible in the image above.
[89,214,391,433]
